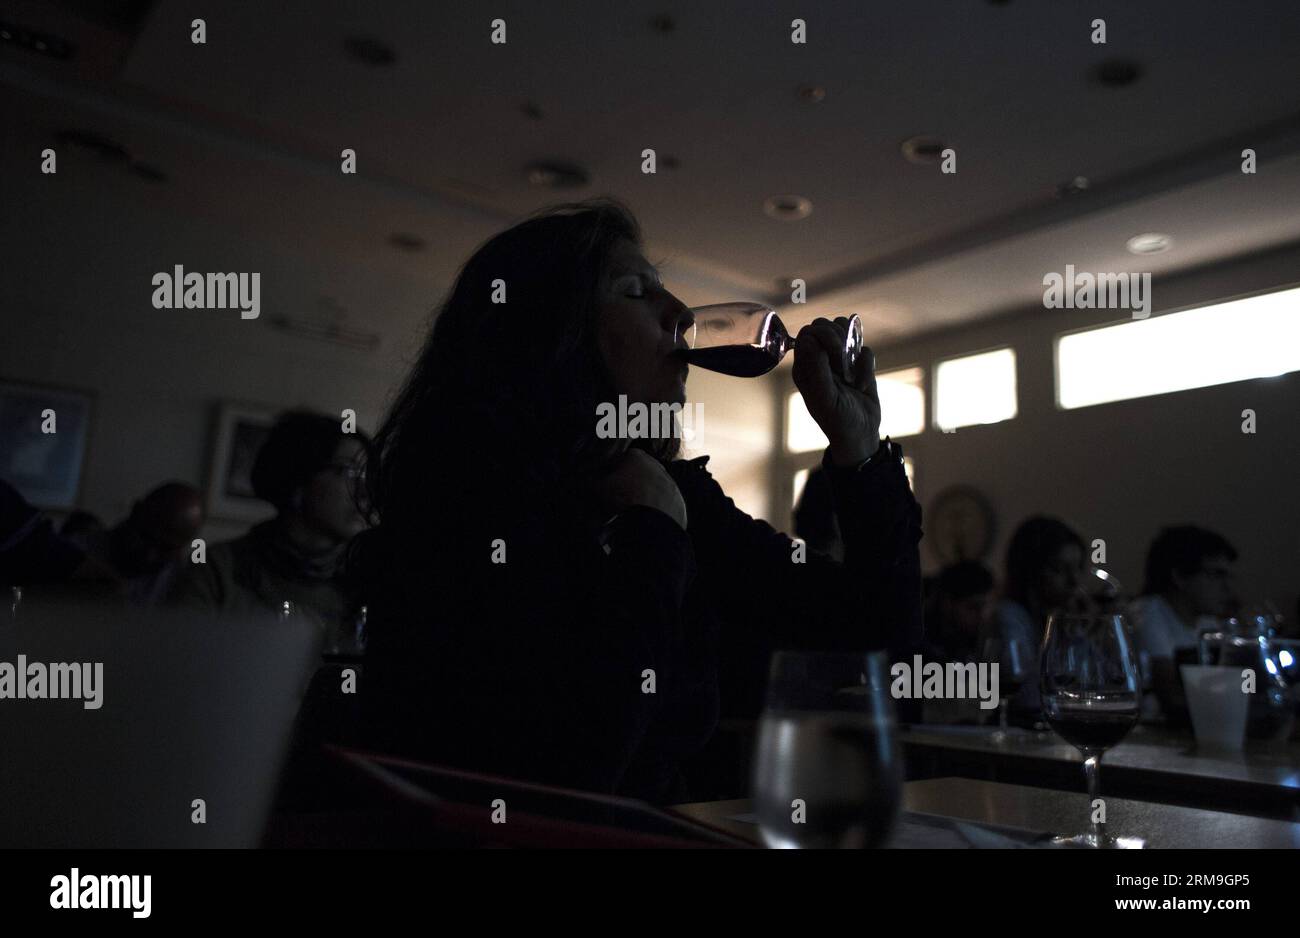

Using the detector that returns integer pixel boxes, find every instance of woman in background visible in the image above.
[986,516,1086,723]
[352,198,922,803]
[168,410,370,651]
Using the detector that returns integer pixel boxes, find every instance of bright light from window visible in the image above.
[934,348,1018,431]
[787,366,927,452]
[791,467,810,508]
[786,394,826,453]
[878,367,926,438]
[1057,286,1300,410]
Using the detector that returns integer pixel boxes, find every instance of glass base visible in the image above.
[1051,832,1146,849]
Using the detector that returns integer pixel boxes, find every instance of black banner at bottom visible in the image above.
[2,847,1280,924]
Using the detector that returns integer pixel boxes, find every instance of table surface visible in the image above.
[673,777,1300,849]
[901,723,1300,790]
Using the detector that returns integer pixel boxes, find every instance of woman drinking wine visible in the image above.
[351,198,922,803]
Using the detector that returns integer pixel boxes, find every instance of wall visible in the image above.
[0,177,778,539]
[0,174,437,541]
[863,242,1300,616]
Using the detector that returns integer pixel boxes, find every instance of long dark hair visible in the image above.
[1002,515,1084,606]
[354,197,657,582]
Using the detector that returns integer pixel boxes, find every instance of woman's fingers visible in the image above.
[792,320,837,402]
[858,344,880,400]
[806,318,850,375]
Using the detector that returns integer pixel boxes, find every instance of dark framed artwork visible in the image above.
[206,403,278,522]
[0,381,93,509]
[927,485,996,566]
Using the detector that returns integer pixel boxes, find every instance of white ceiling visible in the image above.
[3,0,1299,349]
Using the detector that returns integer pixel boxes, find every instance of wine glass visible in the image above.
[1200,607,1295,740]
[680,302,863,378]
[1040,613,1143,848]
[751,650,901,848]
[981,635,1029,740]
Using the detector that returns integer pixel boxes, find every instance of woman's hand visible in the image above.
[791,316,881,467]
[597,448,688,530]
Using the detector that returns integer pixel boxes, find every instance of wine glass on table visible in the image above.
[678,302,863,378]
[1040,612,1144,848]
[752,651,902,848]
[981,635,1029,741]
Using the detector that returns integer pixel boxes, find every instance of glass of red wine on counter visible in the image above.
[1040,612,1144,848]
[678,302,863,377]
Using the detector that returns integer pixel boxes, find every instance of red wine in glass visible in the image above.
[679,302,862,378]
[1040,612,1143,848]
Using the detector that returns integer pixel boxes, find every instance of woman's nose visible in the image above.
[671,305,696,348]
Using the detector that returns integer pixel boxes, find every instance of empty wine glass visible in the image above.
[679,302,862,378]
[751,650,901,848]
[981,635,1029,740]
[1040,612,1144,848]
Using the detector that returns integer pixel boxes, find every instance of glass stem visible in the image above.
[1084,753,1105,846]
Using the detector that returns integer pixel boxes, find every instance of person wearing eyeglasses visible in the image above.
[1130,525,1238,718]
[166,410,371,651]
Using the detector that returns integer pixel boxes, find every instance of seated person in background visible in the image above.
[923,560,994,664]
[72,482,204,605]
[985,516,1085,724]
[920,560,994,724]
[351,198,923,804]
[60,509,105,540]
[167,411,370,652]
[1,479,118,602]
[1129,525,1237,718]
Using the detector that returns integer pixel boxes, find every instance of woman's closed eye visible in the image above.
[622,275,650,298]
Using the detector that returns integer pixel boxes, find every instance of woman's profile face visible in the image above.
[1038,542,1085,609]
[300,438,368,542]
[596,239,693,409]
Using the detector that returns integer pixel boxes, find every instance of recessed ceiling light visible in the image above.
[1126,232,1172,255]
[797,84,826,104]
[1092,58,1142,87]
[763,195,813,221]
[901,136,946,164]
[1057,175,1090,197]
[344,36,396,67]
[524,161,589,189]
[388,233,426,252]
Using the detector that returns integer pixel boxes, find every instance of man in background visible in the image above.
[1130,525,1238,719]
[74,482,205,606]
[923,560,995,664]
[1,479,118,601]
[1132,525,1238,665]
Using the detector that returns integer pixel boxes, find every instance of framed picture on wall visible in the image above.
[0,381,93,510]
[206,403,279,522]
